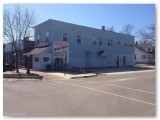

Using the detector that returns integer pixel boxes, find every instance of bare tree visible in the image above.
[121,24,134,35]
[137,24,155,44]
[3,5,37,73]
[106,25,115,32]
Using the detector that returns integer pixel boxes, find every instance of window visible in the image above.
[63,33,68,41]
[142,55,147,59]
[117,41,120,44]
[99,37,102,45]
[37,35,40,40]
[45,32,49,42]
[125,44,126,47]
[77,35,82,43]
[148,47,151,52]
[93,36,96,45]
[43,57,50,62]
[108,39,113,46]
[135,55,136,59]
[34,57,39,62]
[37,35,40,43]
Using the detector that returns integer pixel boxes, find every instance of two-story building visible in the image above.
[30,19,135,71]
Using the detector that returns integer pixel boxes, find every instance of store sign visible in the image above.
[53,41,69,62]
[53,41,69,52]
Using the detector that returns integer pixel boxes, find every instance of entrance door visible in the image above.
[54,58,63,71]
[117,56,119,67]
[123,56,126,67]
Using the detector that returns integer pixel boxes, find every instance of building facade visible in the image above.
[135,44,155,64]
[31,19,135,71]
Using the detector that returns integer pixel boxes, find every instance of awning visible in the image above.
[29,47,49,55]
[98,51,107,57]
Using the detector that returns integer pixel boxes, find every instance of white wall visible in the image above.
[135,47,148,63]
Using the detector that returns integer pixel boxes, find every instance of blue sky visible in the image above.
[3,4,155,40]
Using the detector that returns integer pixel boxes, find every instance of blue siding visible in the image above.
[33,19,135,70]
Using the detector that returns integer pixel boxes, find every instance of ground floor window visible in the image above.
[34,57,39,62]
[142,55,147,59]
[43,57,50,62]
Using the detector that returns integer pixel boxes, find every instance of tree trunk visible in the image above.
[15,50,19,73]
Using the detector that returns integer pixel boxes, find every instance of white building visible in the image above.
[135,44,155,64]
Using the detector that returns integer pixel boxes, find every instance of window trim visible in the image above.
[92,36,96,45]
[77,34,82,43]
[98,37,102,45]
[108,39,113,46]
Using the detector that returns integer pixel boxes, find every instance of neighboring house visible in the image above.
[135,44,155,64]
[30,19,135,71]
[4,37,34,68]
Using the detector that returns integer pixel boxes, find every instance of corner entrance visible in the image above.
[54,58,64,71]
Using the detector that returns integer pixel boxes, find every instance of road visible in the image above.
[3,70,156,116]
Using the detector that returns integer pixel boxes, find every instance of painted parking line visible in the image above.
[53,77,154,94]
[53,81,155,106]
[81,80,155,94]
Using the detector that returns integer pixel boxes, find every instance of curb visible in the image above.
[48,73,98,79]
[99,69,155,75]
[69,74,97,79]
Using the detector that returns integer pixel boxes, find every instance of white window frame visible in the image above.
[93,36,96,45]
[108,39,113,46]
[77,34,82,43]
[43,56,50,63]
[45,32,49,42]
[99,37,102,45]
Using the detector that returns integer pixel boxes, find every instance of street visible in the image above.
[3,70,155,116]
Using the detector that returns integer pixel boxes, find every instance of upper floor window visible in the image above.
[117,41,120,44]
[45,32,49,42]
[93,36,96,45]
[108,39,113,46]
[77,35,82,43]
[99,37,102,45]
[63,33,68,41]
[37,35,40,40]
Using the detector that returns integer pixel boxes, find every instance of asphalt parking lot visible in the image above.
[3,70,155,117]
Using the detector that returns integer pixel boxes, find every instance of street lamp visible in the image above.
[26,52,30,74]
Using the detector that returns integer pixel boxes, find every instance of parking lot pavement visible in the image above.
[3,70,155,116]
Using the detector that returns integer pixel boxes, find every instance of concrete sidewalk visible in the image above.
[46,72,97,79]
[18,69,97,79]
[5,64,154,80]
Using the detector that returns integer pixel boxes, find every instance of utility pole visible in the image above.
[26,52,30,74]
[64,52,67,76]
